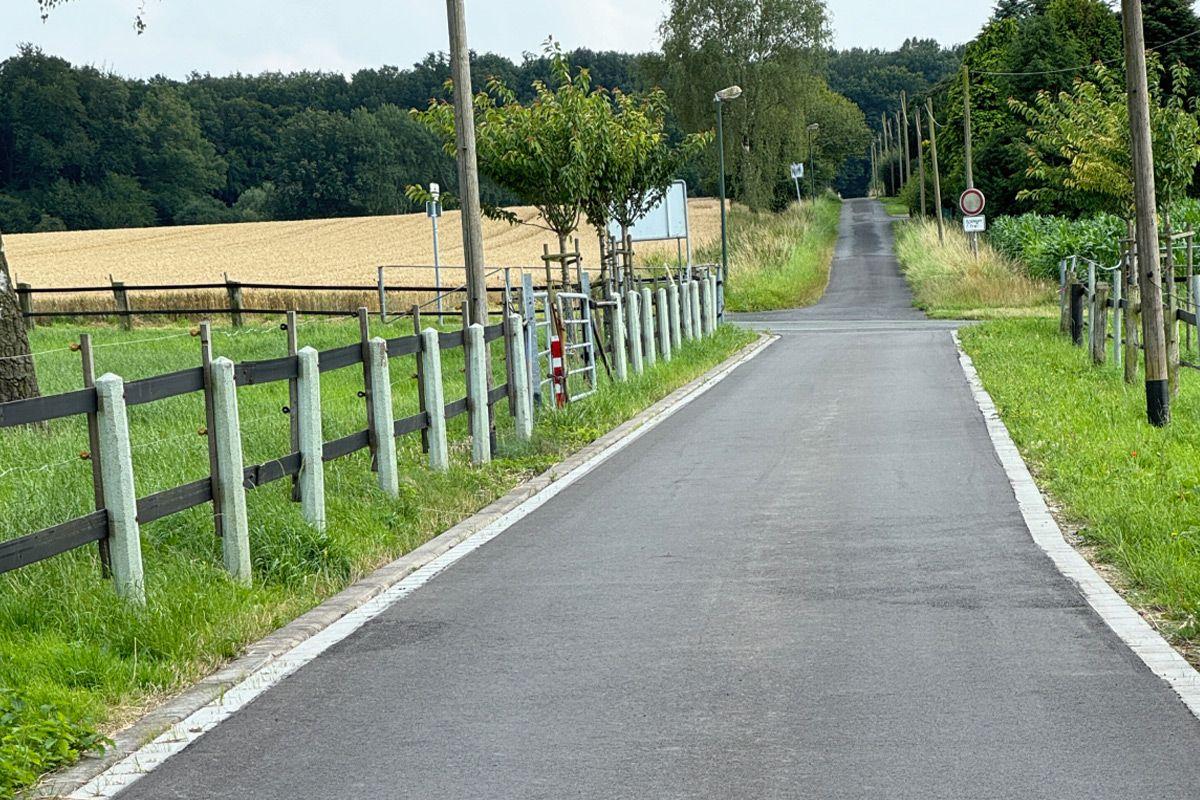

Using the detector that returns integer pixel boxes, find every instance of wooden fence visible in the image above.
[0,270,724,603]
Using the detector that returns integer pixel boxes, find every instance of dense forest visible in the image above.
[0,46,662,233]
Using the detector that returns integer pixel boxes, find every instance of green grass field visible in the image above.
[880,196,909,217]
[894,219,1055,319]
[0,317,754,797]
[960,318,1200,653]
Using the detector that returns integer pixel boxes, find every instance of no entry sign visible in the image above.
[959,187,986,217]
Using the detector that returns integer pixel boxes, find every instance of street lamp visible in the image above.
[714,85,742,321]
[807,123,819,199]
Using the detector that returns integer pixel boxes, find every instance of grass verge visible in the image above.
[0,318,754,798]
[960,318,1200,657]
[880,196,909,217]
[894,219,1055,319]
[702,197,840,312]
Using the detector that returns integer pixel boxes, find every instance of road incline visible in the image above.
[112,198,1200,799]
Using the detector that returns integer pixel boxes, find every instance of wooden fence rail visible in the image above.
[0,273,725,601]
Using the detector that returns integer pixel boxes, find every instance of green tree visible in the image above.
[658,0,833,210]
[1010,58,1200,216]
[133,85,226,222]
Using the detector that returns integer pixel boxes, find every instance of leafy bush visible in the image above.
[0,687,109,797]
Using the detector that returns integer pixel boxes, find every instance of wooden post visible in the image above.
[17,282,33,330]
[80,333,110,576]
[963,66,975,190]
[1124,225,1140,384]
[111,279,132,331]
[926,99,944,244]
[199,322,224,539]
[1070,279,1085,346]
[225,276,244,329]
[285,310,300,501]
[1165,217,1180,396]
[900,92,911,187]
[411,305,430,454]
[358,307,378,471]
[445,0,488,329]
[1092,283,1109,365]
[1123,0,1170,425]
[1188,227,1195,355]
[914,108,927,218]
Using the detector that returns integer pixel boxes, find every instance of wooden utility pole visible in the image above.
[446,0,488,328]
[1122,0,1170,425]
[914,108,927,218]
[926,98,944,244]
[900,92,911,189]
[894,110,904,187]
[883,114,895,194]
[963,67,974,189]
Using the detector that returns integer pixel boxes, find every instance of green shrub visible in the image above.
[0,687,109,797]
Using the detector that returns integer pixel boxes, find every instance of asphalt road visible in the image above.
[120,198,1200,799]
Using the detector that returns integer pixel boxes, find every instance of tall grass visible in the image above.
[894,220,1055,318]
[0,317,754,797]
[704,197,841,312]
[961,318,1200,652]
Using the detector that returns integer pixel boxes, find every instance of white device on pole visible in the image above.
[607,179,692,277]
[429,182,442,315]
[959,187,986,217]
[963,215,986,233]
[790,162,804,179]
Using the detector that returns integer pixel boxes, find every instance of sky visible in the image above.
[5,0,1000,79]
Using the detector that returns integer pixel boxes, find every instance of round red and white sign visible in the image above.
[959,188,986,217]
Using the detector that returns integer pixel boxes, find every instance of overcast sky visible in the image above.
[8,0,999,79]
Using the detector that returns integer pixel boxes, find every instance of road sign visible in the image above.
[963,215,986,233]
[426,200,441,219]
[959,187,986,217]
[790,162,804,179]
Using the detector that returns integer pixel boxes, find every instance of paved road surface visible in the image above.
[120,198,1200,799]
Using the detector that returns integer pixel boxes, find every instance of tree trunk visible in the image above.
[0,228,40,403]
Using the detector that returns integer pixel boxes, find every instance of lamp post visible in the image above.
[714,85,742,321]
[807,123,819,199]
[428,182,442,317]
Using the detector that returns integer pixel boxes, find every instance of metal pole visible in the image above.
[716,100,729,303]
[808,129,816,198]
[432,206,442,318]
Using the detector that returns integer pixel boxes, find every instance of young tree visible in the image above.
[413,42,613,285]
[1010,57,1200,216]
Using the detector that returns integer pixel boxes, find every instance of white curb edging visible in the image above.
[953,330,1200,716]
[60,332,779,800]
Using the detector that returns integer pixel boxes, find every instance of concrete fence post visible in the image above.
[680,282,694,342]
[295,346,325,531]
[656,287,671,362]
[508,314,533,441]
[367,338,399,497]
[420,329,449,471]
[94,373,145,605]
[700,277,713,336]
[708,274,719,334]
[626,290,643,376]
[640,286,656,367]
[668,283,682,350]
[210,357,252,584]
[689,281,702,340]
[467,323,492,464]
[611,295,628,381]
[1113,276,1123,368]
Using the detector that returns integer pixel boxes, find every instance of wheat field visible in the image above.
[6,200,722,318]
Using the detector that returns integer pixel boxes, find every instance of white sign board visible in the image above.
[790,162,804,179]
[608,179,689,242]
[963,215,986,233]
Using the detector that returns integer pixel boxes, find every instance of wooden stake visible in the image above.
[914,110,927,218]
